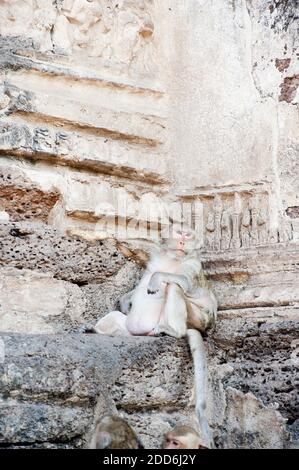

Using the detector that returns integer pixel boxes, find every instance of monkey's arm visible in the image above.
[147,272,191,295]
[119,289,135,314]
[148,257,203,296]
[147,258,202,295]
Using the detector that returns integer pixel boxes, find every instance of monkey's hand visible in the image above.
[147,273,161,295]
[148,325,165,336]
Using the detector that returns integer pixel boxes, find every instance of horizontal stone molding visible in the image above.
[0,121,170,184]
[4,82,167,146]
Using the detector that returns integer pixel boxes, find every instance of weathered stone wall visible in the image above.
[1,1,297,244]
[0,0,298,449]
[0,221,297,448]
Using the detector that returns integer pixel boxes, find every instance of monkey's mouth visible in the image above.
[173,248,186,255]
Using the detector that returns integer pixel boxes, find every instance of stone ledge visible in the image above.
[3,49,165,96]
[0,121,170,184]
[0,321,294,448]
[0,333,189,403]
[4,83,166,146]
[0,332,191,448]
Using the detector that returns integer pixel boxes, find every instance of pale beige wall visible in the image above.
[164,0,268,187]
[158,0,298,246]
[162,0,297,194]
[0,0,298,245]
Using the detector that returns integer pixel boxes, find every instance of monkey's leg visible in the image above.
[94,311,132,336]
[153,284,187,338]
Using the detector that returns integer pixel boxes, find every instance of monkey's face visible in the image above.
[163,433,184,449]
[163,427,208,450]
[161,224,198,256]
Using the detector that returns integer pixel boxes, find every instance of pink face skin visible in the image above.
[163,432,207,450]
[164,437,182,449]
[178,234,186,251]
[160,225,197,257]
[176,230,193,254]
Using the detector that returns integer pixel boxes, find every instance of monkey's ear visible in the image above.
[96,431,112,449]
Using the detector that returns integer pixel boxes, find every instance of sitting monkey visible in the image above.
[93,224,217,448]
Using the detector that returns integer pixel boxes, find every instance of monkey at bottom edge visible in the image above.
[89,415,208,450]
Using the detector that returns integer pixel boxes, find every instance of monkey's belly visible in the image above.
[126,289,164,335]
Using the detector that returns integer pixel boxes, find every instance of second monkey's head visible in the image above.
[163,425,209,450]
[160,223,199,257]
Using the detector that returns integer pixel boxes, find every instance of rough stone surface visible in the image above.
[221,388,287,449]
[0,165,60,222]
[0,331,291,449]
[201,245,299,310]
[0,225,298,447]
[0,333,192,448]
[0,267,86,333]
[0,221,128,284]
[0,398,91,446]
[211,316,299,436]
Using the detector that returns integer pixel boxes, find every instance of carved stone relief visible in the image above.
[240,208,251,249]
[220,207,231,251]
[202,190,294,252]
[53,0,158,78]
[0,1,157,78]
[205,212,215,251]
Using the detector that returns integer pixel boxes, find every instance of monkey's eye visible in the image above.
[177,230,182,235]
[169,439,180,447]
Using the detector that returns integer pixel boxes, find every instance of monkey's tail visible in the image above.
[187,328,215,449]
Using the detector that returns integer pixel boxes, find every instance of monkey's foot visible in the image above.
[147,326,167,337]
[147,329,156,336]
[147,276,160,295]
[147,288,159,295]
[75,324,97,334]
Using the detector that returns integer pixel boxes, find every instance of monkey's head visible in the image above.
[160,224,199,257]
[163,425,208,450]
[91,415,144,449]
